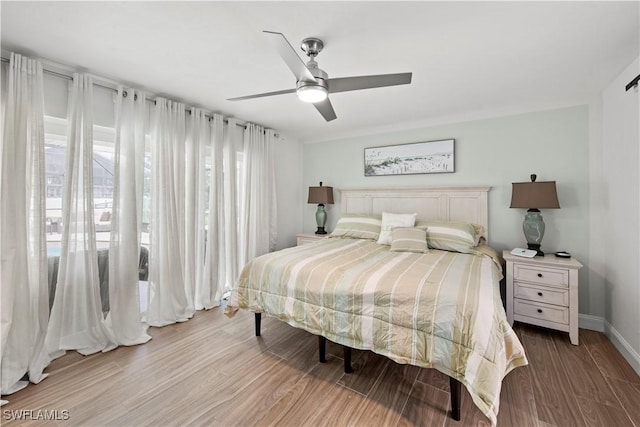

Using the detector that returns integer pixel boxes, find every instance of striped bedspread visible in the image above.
[226,237,527,424]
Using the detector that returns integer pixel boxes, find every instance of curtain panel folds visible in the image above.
[0,53,50,395]
[45,74,116,358]
[106,88,151,345]
[239,124,278,267]
[183,108,201,314]
[223,118,240,292]
[194,113,227,309]
[147,98,192,327]
[148,106,241,323]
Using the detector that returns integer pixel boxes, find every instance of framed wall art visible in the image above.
[364,139,455,176]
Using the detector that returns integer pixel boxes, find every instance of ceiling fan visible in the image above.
[227,31,412,122]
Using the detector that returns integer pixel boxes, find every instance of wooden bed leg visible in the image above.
[318,336,327,363]
[254,313,262,337]
[343,346,353,373]
[450,377,462,421]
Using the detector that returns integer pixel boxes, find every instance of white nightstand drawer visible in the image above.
[514,299,569,325]
[514,282,569,306]
[514,264,568,287]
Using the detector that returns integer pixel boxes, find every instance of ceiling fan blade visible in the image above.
[227,88,296,101]
[327,73,412,94]
[263,30,316,83]
[313,98,337,122]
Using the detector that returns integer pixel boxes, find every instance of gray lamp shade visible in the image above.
[510,181,560,209]
[308,184,334,205]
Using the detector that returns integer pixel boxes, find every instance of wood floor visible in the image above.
[2,307,639,427]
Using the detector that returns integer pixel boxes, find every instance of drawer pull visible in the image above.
[537,309,543,313]
[537,273,543,278]
[538,292,543,297]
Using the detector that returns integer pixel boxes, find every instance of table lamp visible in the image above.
[510,174,560,256]
[307,182,334,234]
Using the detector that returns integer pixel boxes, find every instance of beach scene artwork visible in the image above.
[364,139,454,176]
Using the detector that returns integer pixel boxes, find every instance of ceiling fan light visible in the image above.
[297,85,328,103]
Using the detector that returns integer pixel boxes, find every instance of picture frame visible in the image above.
[364,139,455,176]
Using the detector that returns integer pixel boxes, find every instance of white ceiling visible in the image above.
[1,1,638,143]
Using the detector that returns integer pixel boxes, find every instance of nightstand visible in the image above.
[504,250,583,345]
[296,233,326,246]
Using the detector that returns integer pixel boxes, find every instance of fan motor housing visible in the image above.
[297,77,327,91]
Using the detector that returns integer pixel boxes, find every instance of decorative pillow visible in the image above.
[376,212,417,245]
[415,220,486,244]
[390,227,429,253]
[423,221,478,253]
[329,214,382,240]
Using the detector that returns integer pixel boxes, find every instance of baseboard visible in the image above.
[579,314,605,332]
[579,314,639,375]
[605,321,640,376]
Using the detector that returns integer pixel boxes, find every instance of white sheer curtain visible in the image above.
[105,94,275,331]
[0,53,50,395]
[239,124,277,267]
[194,114,226,309]
[183,108,203,313]
[223,118,241,289]
[45,74,116,358]
[0,53,281,396]
[147,98,193,326]
[106,88,151,345]
[148,107,231,319]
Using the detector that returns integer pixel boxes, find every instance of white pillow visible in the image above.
[376,212,417,245]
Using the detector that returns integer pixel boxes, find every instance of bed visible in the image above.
[225,187,527,425]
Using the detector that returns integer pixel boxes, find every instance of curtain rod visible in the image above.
[625,74,640,92]
[1,56,275,134]
[0,55,115,91]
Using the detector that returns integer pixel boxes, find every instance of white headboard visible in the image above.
[340,186,491,240]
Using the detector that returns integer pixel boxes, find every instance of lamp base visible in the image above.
[523,209,545,257]
[526,243,544,257]
[315,204,327,235]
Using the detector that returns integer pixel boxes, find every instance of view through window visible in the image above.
[44,117,152,256]
[44,115,241,280]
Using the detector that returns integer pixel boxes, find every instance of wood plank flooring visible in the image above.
[2,307,639,426]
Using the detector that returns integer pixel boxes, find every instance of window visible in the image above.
[44,116,117,252]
